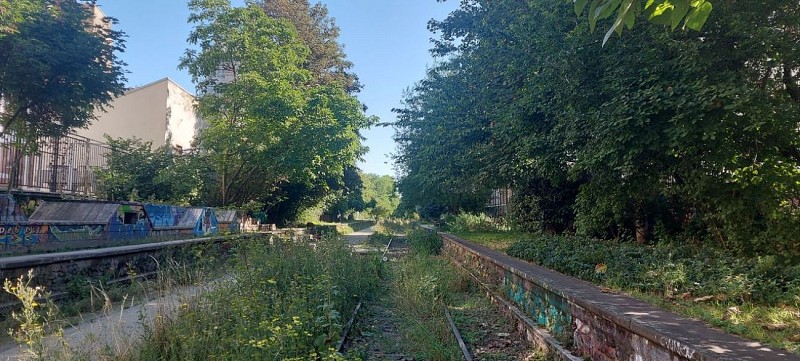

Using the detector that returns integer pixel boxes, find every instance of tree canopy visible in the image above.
[259,0,360,93]
[575,0,713,44]
[394,0,800,260]
[0,0,126,139]
[177,0,373,225]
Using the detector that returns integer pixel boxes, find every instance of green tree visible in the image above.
[395,0,800,259]
[0,0,126,138]
[259,0,360,92]
[360,173,399,219]
[181,0,373,224]
[96,137,204,204]
[0,0,46,36]
[320,166,365,221]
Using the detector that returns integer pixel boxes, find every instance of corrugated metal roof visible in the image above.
[217,209,238,223]
[29,202,120,223]
[176,208,203,228]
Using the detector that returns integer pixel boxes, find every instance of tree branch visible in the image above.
[783,64,800,103]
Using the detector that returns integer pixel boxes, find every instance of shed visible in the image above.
[181,207,218,236]
[144,204,218,237]
[216,209,240,233]
[28,201,150,241]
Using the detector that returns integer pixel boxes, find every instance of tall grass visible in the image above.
[391,228,467,360]
[406,228,443,256]
[441,212,506,233]
[136,234,381,360]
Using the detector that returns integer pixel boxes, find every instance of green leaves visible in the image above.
[181,1,371,217]
[399,0,800,258]
[684,0,713,30]
[0,0,126,139]
[574,0,713,45]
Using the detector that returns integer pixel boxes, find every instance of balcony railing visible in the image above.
[0,132,111,197]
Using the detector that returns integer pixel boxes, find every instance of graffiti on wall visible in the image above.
[50,224,104,242]
[109,204,150,240]
[502,272,572,343]
[0,224,49,245]
[144,204,183,228]
[195,208,218,236]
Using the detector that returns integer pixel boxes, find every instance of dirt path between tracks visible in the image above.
[342,227,538,360]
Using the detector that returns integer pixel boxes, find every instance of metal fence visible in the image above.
[486,188,512,217]
[0,132,111,197]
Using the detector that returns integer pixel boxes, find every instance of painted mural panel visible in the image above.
[194,208,218,236]
[0,194,27,222]
[49,224,105,242]
[108,204,150,240]
[0,224,49,245]
[144,204,185,229]
[216,210,240,233]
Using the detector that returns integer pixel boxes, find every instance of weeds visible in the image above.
[503,233,800,354]
[136,234,381,360]
[407,228,443,256]
[3,270,69,360]
[393,253,466,360]
[441,213,507,233]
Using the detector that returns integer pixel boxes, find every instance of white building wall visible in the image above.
[165,81,200,149]
[77,78,170,147]
[77,78,201,149]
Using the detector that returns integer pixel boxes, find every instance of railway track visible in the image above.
[339,230,534,360]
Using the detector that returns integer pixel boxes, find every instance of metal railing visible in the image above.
[0,132,111,197]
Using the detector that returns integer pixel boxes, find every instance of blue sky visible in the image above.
[94,0,459,176]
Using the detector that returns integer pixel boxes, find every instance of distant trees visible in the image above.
[0,0,126,139]
[394,0,800,259]
[360,173,399,219]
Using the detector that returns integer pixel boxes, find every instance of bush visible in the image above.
[407,228,443,256]
[136,234,381,360]
[506,235,799,305]
[509,179,579,234]
[442,212,503,233]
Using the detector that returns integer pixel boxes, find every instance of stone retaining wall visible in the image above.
[438,231,800,361]
[0,235,244,307]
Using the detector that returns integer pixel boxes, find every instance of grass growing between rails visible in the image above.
[502,233,800,354]
[136,234,381,360]
[391,228,465,360]
[393,228,541,360]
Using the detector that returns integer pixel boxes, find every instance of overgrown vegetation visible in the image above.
[391,229,466,360]
[1,239,231,360]
[135,234,381,360]
[441,213,506,233]
[393,0,800,261]
[406,228,443,256]
[505,233,800,353]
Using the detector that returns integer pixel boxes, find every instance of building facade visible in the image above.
[76,77,201,150]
